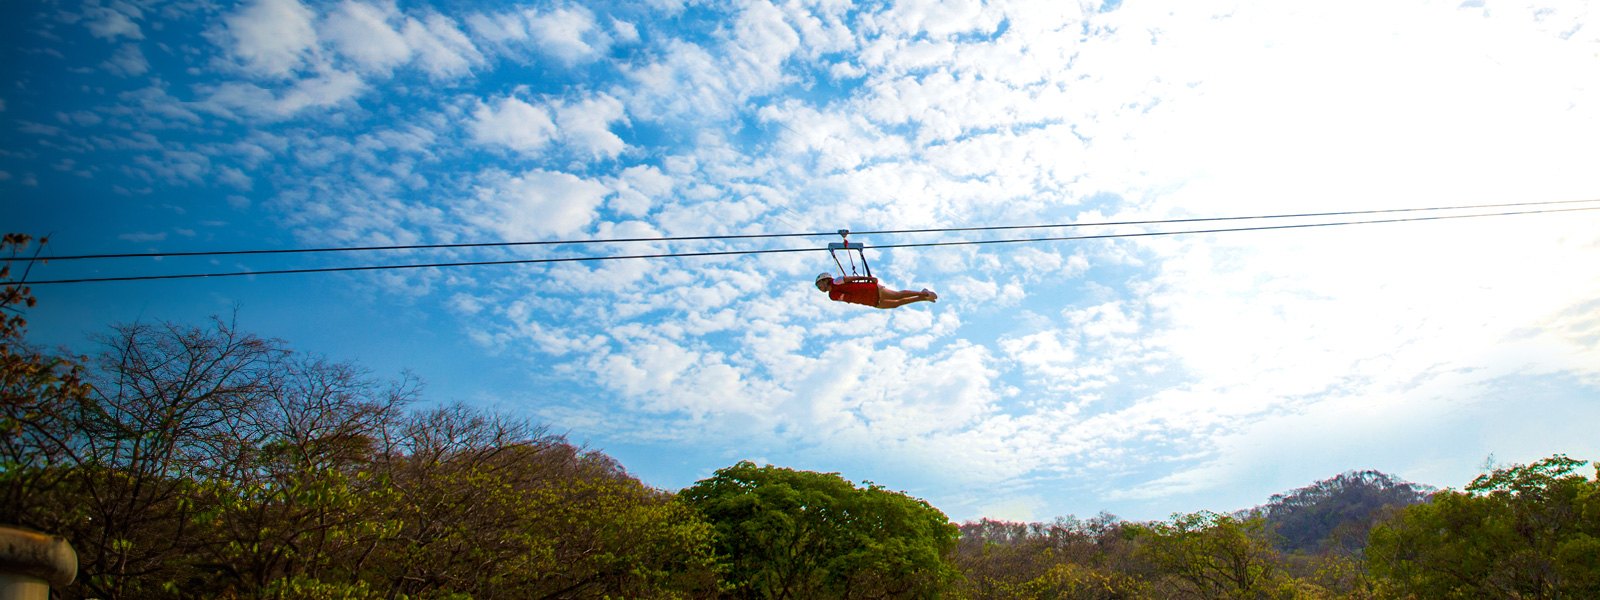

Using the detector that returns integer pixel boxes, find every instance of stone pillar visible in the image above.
[0,526,76,600]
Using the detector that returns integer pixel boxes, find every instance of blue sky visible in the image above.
[6,0,1600,522]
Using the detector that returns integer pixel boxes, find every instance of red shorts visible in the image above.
[828,278,880,307]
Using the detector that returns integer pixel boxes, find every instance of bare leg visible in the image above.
[874,286,936,309]
[875,296,925,309]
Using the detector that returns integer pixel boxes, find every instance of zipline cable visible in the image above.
[42,197,1600,261]
[23,204,1600,285]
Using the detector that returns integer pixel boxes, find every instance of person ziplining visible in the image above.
[814,230,937,309]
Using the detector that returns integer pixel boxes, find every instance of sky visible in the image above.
[4,0,1599,523]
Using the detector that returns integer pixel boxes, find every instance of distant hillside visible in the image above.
[1251,470,1436,554]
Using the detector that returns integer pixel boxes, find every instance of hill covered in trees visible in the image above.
[1253,469,1436,554]
[4,237,1598,599]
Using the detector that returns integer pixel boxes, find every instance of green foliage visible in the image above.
[1366,455,1600,599]
[952,514,1144,600]
[368,426,718,600]
[1000,562,1145,600]
[682,461,960,600]
[257,575,389,600]
[1128,511,1295,600]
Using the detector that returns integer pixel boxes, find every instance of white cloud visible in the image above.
[219,0,319,78]
[201,70,366,120]
[59,110,103,126]
[526,6,604,64]
[103,43,149,77]
[617,1,820,122]
[403,13,482,78]
[116,83,204,125]
[18,122,62,136]
[947,277,1000,303]
[470,93,629,160]
[216,166,253,190]
[132,150,212,185]
[322,0,411,71]
[463,12,522,44]
[119,231,166,242]
[467,5,608,65]
[601,340,723,405]
[316,1,481,78]
[1001,330,1078,381]
[875,0,1000,39]
[758,100,911,173]
[778,0,854,59]
[553,94,629,160]
[606,165,674,217]
[449,293,486,315]
[564,323,1006,461]
[620,41,727,120]
[611,19,640,44]
[1067,301,1140,343]
[469,169,610,238]
[470,96,557,154]
[84,1,144,40]
[727,0,801,92]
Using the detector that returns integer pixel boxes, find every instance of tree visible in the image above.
[366,404,718,600]
[0,234,91,530]
[68,318,300,598]
[180,351,415,597]
[952,514,1143,600]
[2,298,717,599]
[681,461,961,600]
[1002,562,1143,600]
[1366,454,1600,599]
[1128,511,1293,600]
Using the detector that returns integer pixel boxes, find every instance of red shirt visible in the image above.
[828,277,880,307]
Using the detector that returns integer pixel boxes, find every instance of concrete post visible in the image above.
[0,526,76,600]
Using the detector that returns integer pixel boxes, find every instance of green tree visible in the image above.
[1128,511,1293,600]
[952,514,1144,600]
[1001,562,1144,600]
[1366,454,1600,599]
[182,352,413,596]
[681,461,960,600]
[367,405,718,600]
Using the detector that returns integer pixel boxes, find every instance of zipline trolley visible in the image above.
[827,229,876,284]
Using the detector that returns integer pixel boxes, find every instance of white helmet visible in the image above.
[815,272,833,283]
